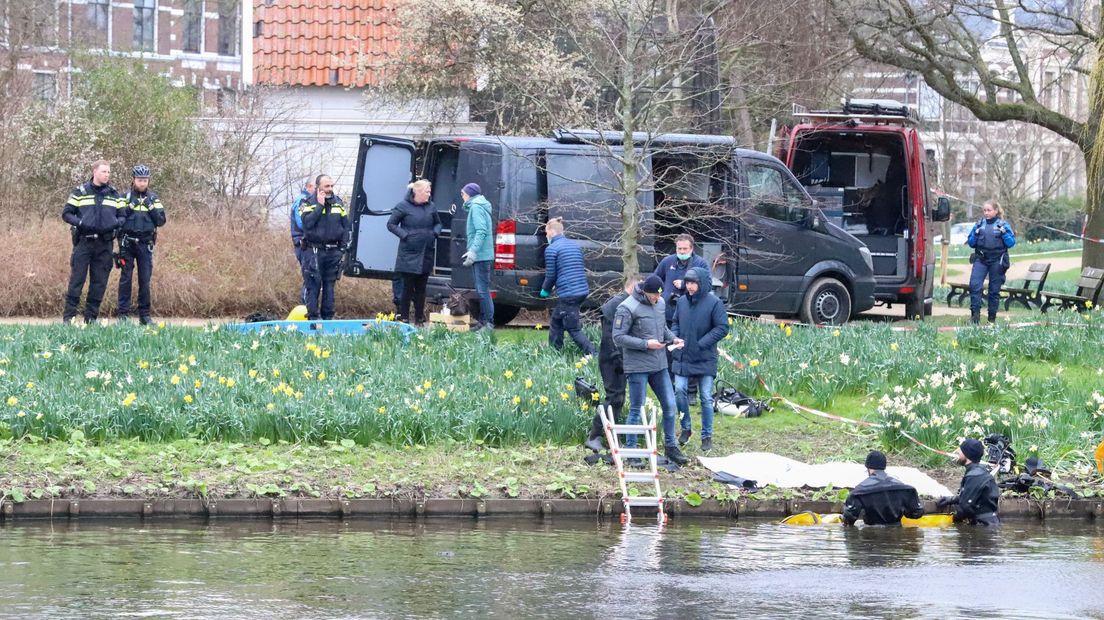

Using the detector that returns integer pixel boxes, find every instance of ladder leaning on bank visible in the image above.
[597,403,666,525]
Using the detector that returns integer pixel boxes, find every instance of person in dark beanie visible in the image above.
[842,450,924,526]
[613,273,688,465]
[541,217,595,355]
[460,182,495,330]
[584,275,640,452]
[671,267,728,452]
[937,438,1000,526]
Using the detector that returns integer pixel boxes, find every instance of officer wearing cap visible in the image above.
[116,164,166,324]
[842,450,924,526]
[937,438,1001,526]
[62,160,127,324]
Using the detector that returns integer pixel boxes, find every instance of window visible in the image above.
[32,72,56,107]
[546,151,624,236]
[217,0,240,56]
[746,164,807,223]
[87,0,109,31]
[133,0,155,52]
[183,0,203,53]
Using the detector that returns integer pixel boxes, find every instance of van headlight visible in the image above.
[859,246,873,272]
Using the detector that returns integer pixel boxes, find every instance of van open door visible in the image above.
[346,135,416,279]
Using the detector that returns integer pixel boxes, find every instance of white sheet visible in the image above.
[698,451,954,498]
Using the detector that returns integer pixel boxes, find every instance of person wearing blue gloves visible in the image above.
[540,217,595,355]
[966,200,1016,325]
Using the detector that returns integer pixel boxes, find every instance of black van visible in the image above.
[345,131,876,325]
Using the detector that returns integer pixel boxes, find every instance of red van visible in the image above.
[780,99,950,318]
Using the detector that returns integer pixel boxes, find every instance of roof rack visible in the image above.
[791,98,919,127]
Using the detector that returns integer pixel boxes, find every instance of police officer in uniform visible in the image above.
[116,165,166,324]
[842,450,925,526]
[937,438,1001,526]
[62,160,126,324]
[966,199,1016,325]
[300,174,350,320]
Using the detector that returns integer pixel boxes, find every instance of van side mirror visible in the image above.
[807,210,827,233]
[933,196,951,222]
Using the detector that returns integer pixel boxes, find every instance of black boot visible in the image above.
[664,445,689,466]
[970,311,980,325]
[987,314,997,324]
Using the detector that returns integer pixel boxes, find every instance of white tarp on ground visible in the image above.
[698,452,954,498]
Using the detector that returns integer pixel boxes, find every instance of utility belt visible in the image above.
[71,228,113,244]
[308,242,343,251]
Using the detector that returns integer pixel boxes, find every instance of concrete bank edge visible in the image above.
[1,497,1102,522]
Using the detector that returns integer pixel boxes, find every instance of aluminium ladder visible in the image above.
[597,403,666,524]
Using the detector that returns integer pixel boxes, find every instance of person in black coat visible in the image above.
[843,450,924,526]
[387,179,442,324]
[671,267,729,452]
[937,438,1001,526]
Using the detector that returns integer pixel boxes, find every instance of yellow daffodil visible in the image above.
[591,392,600,401]
[322,350,331,359]
[749,359,760,367]
[512,395,522,405]
[122,393,137,407]
[25,382,34,389]
[218,376,227,385]
[42,351,53,359]
[438,389,448,399]
[832,329,841,337]
[785,326,792,337]
[890,342,899,352]
[318,371,327,381]
[303,370,313,380]
[16,411,25,417]
[540,395,549,405]
[35,412,43,420]
[138,359,150,369]
[560,392,569,400]
[504,370,514,379]
[171,375,180,386]
[423,379,432,389]
[534,324,544,330]
[178,364,189,374]
[378,406,386,414]
[158,321,166,329]
[524,378,533,389]
[6,396,17,407]
[356,384,365,393]
[194,380,202,389]
[266,403,275,411]
[183,394,193,403]
[225,378,236,388]
[188,355,197,365]
[272,369,281,377]
[248,369,258,379]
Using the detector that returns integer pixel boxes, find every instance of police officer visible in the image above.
[300,174,351,320]
[290,179,315,305]
[62,160,126,324]
[584,275,640,452]
[842,450,924,526]
[966,199,1016,325]
[116,165,166,325]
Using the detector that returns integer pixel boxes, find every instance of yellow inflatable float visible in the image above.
[780,511,954,527]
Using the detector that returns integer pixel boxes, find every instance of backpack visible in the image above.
[713,382,770,418]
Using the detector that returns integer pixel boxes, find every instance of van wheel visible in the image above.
[493,304,520,326]
[800,278,852,326]
[469,301,521,326]
[905,298,925,321]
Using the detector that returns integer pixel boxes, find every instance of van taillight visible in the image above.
[494,219,516,270]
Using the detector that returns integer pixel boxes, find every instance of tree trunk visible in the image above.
[619,14,641,281]
[1083,37,1104,271]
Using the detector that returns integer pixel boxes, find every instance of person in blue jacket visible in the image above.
[671,267,729,452]
[540,217,595,355]
[966,200,1016,325]
[654,233,709,325]
[289,179,314,305]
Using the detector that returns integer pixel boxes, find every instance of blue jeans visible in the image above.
[626,370,678,449]
[472,260,494,325]
[675,374,715,439]
[549,295,595,355]
[969,254,1007,318]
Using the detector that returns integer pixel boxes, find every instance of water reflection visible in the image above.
[0,518,1102,619]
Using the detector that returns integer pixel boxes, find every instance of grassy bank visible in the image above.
[2,316,1103,503]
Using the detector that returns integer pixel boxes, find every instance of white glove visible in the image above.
[462,250,475,267]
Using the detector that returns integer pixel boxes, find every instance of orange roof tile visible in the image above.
[253,0,399,87]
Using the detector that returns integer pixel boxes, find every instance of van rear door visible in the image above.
[347,135,416,279]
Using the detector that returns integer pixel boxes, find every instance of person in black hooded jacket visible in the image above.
[62,160,127,323]
[116,164,166,324]
[843,450,924,526]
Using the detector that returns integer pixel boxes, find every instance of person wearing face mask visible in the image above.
[966,199,1016,325]
[653,233,709,326]
[936,438,1000,526]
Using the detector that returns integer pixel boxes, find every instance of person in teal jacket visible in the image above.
[460,183,495,330]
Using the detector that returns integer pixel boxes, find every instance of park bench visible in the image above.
[1040,267,1104,313]
[1000,262,1051,310]
[945,281,969,307]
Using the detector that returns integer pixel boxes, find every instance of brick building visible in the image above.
[0,0,243,111]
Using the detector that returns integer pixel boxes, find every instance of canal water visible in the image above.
[1,518,1103,619]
